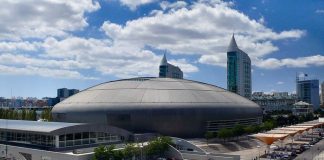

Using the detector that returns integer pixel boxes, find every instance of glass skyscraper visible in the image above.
[159,54,183,79]
[227,35,251,99]
[297,79,320,109]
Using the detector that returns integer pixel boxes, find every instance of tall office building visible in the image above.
[227,34,251,99]
[57,88,69,98]
[57,88,79,102]
[159,53,183,79]
[296,78,320,110]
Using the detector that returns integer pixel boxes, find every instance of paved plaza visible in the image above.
[189,138,267,160]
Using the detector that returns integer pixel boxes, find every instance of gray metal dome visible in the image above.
[52,77,262,137]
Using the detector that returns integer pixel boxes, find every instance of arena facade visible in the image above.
[52,77,262,137]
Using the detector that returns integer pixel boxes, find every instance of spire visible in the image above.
[227,34,239,52]
[160,53,168,66]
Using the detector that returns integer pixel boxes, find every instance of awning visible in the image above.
[277,127,308,134]
[251,133,290,145]
[266,129,299,136]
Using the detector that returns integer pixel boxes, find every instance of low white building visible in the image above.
[292,101,313,116]
[0,119,131,160]
[251,92,297,112]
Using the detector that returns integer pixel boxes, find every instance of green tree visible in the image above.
[41,108,52,121]
[21,109,26,120]
[30,110,37,121]
[232,124,245,137]
[145,136,172,158]
[13,110,19,120]
[243,125,254,134]
[123,143,139,159]
[113,150,124,160]
[93,145,107,160]
[261,121,275,131]
[217,128,233,141]
[93,145,116,160]
[205,131,214,145]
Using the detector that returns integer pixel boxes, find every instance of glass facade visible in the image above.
[297,79,320,109]
[0,131,55,147]
[0,131,120,149]
[159,66,167,77]
[227,52,238,93]
[58,132,120,148]
[227,50,251,99]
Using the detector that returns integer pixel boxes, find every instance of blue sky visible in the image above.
[0,0,323,98]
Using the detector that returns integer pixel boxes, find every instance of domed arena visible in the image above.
[52,77,262,137]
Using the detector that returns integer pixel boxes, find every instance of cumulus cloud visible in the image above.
[42,37,198,78]
[0,0,318,80]
[119,0,157,11]
[277,81,284,85]
[255,55,324,69]
[0,41,41,52]
[0,53,89,70]
[315,9,324,14]
[0,36,197,79]
[101,1,305,68]
[0,64,96,80]
[160,1,187,11]
[0,0,100,40]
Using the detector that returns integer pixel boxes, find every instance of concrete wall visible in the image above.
[0,144,93,160]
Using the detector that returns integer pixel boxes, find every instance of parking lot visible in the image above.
[259,128,324,160]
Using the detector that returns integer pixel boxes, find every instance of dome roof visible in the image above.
[54,77,258,109]
[52,77,262,137]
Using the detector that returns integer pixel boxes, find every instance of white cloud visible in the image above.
[0,0,318,80]
[198,54,227,67]
[277,81,284,85]
[0,34,199,79]
[101,1,305,68]
[258,16,265,24]
[0,41,41,52]
[160,1,187,11]
[255,55,324,69]
[0,53,89,70]
[315,9,324,14]
[0,0,100,40]
[0,64,95,80]
[42,37,198,78]
[169,59,199,73]
[119,0,156,11]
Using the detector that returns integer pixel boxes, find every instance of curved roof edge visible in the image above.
[0,119,132,138]
[58,77,257,106]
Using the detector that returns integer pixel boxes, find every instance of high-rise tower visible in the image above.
[159,54,183,79]
[296,75,320,109]
[227,34,251,99]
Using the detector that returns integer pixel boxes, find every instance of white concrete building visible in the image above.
[0,119,131,160]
